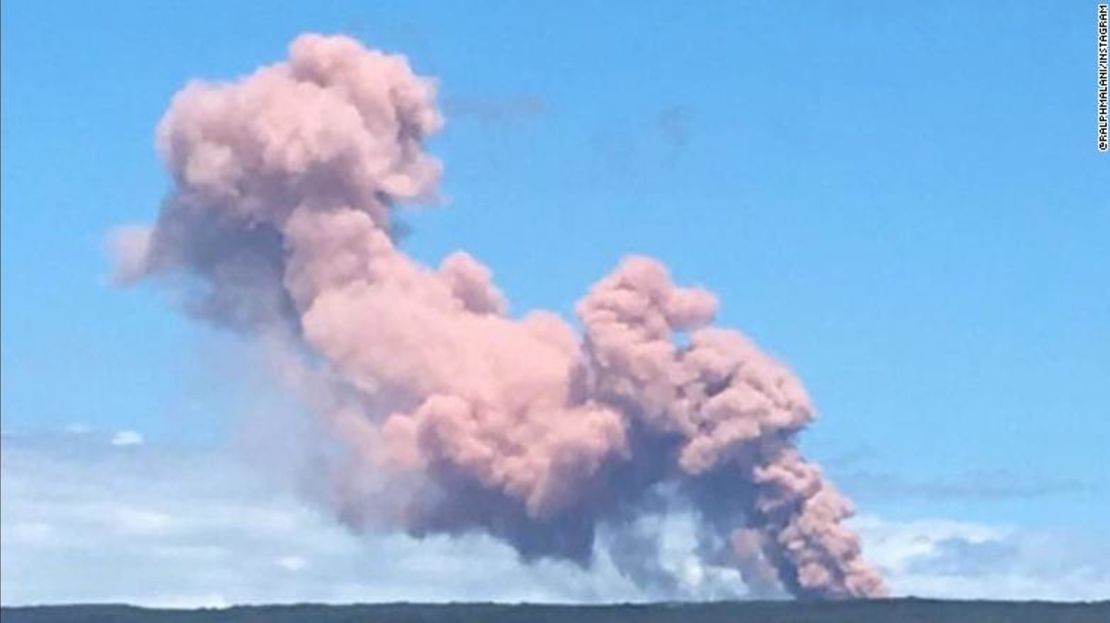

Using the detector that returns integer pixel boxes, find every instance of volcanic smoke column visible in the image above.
[113,33,887,600]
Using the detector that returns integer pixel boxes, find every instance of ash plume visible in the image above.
[115,33,887,600]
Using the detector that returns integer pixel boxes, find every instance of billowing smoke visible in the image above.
[115,34,887,600]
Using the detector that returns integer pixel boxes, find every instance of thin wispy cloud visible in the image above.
[110,431,145,447]
[442,95,546,124]
[837,469,1094,501]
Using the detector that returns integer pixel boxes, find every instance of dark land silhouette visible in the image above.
[3,600,1108,623]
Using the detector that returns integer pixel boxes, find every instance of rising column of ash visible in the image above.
[112,33,887,600]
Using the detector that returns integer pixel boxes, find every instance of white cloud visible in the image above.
[8,522,55,546]
[275,555,309,572]
[0,434,646,607]
[850,515,1110,601]
[113,508,174,536]
[110,430,144,446]
[1,434,1106,606]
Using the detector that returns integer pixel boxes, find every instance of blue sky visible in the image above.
[2,1,1108,603]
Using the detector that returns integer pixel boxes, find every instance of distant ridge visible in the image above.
[3,599,1109,623]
